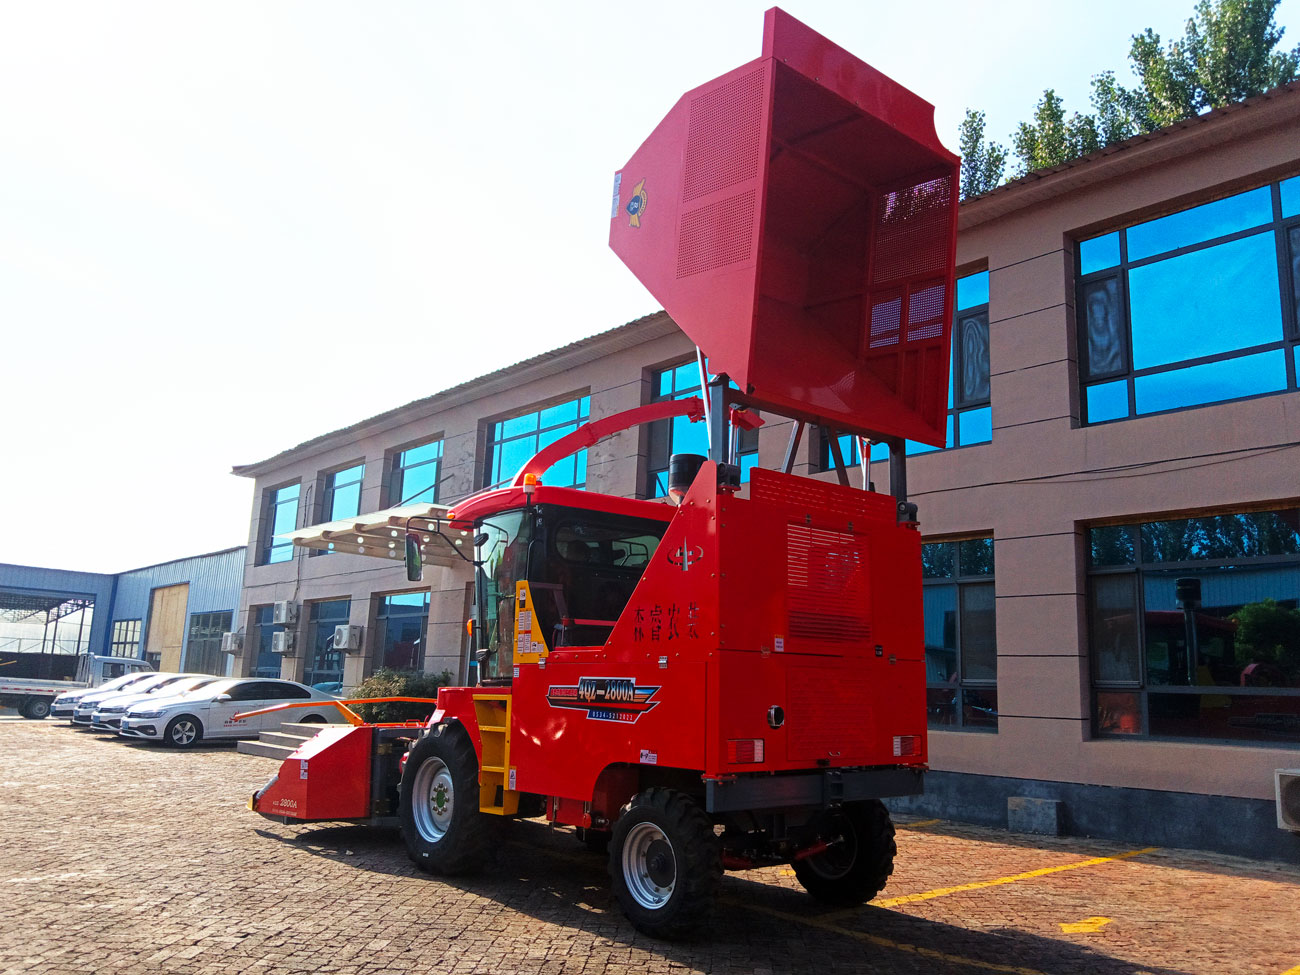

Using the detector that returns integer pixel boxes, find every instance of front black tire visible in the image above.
[19,698,51,720]
[608,788,721,939]
[164,714,203,749]
[792,799,896,906]
[398,724,497,875]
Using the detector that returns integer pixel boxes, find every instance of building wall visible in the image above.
[0,563,114,658]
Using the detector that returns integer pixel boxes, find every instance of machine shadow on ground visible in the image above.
[254,817,1190,975]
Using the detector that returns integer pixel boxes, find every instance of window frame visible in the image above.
[375,591,431,673]
[184,610,233,676]
[388,438,444,507]
[922,536,998,733]
[320,462,365,523]
[483,395,591,491]
[1077,177,1300,425]
[110,619,142,658]
[259,481,301,566]
[644,360,757,498]
[1087,511,1300,746]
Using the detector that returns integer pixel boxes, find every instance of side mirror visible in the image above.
[216,693,232,702]
[404,532,423,582]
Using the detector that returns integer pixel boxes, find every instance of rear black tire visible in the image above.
[398,724,497,875]
[298,714,325,724]
[164,714,204,749]
[608,788,721,939]
[19,698,51,720]
[792,799,896,906]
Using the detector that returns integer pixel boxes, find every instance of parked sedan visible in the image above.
[90,675,222,731]
[69,673,180,725]
[119,678,343,748]
[50,671,157,719]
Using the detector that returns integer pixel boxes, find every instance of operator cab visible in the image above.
[472,501,670,684]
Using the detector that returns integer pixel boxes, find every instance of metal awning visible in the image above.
[286,502,466,568]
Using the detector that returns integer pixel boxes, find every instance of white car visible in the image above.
[90,675,223,732]
[119,678,344,748]
[70,673,181,725]
[50,671,157,719]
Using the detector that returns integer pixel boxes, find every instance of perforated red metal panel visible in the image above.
[610,8,959,445]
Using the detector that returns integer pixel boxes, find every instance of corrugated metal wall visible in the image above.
[0,549,245,673]
[112,548,245,672]
[0,563,115,658]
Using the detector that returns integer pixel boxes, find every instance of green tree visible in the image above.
[1130,0,1300,127]
[956,109,1007,200]
[1003,0,1299,175]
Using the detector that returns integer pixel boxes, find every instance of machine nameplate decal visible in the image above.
[547,677,660,723]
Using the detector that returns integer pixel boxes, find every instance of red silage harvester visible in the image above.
[247,8,958,939]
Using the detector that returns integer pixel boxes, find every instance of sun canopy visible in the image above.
[286,502,465,568]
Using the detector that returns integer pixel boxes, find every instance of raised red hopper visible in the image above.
[610,8,959,446]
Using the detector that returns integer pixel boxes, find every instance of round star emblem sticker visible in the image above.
[626,178,647,227]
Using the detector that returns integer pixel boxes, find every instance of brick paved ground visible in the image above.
[2,715,1298,975]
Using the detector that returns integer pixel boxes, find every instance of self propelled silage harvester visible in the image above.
[245,8,959,939]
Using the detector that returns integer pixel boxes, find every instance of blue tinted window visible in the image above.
[647,358,754,496]
[1126,188,1272,261]
[1128,232,1282,369]
[265,483,300,564]
[1086,380,1128,422]
[326,465,364,521]
[957,407,991,445]
[393,440,442,506]
[955,271,989,311]
[1134,350,1286,414]
[487,396,590,488]
[1281,175,1300,219]
[1080,233,1120,274]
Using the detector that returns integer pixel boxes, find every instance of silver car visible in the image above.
[119,678,344,748]
[90,675,222,731]
[50,671,157,719]
[69,673,181,725]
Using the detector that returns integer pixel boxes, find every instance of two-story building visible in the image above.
[231,82,1300,861]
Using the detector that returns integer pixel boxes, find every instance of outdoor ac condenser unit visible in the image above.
[333,625,363,652]
[271,630,296,655]
[272,600,299,625]
[1277,769,1300,831]
[220,632,243,654]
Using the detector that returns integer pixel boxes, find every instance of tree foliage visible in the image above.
[958,0,1300,196]
[1232,599,1300,677]
[350,667,453,722]
[957,109,1007,200]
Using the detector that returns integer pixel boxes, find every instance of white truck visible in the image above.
[0,654,154,719]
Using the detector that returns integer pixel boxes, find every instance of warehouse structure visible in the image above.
[231,83,1300,860]
[0,548,244,677]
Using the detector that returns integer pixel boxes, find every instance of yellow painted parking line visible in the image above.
[1279,966,1300,975]
[901,818,941,828]
[1059,915,1111,933]
[874,846,1159,908]
[736,900,1046,975]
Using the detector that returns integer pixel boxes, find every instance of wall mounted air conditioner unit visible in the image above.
[271,630,296,655]
[333,625,364,652]
[220,632,243,654]
[272,600,299,625]
[1277,769,1300,832]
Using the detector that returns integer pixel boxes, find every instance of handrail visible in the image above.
[235,696,443,726]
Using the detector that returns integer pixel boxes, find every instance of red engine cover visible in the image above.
[610,8,959,446]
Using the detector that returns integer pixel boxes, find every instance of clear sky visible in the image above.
[3,0,1296,574]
